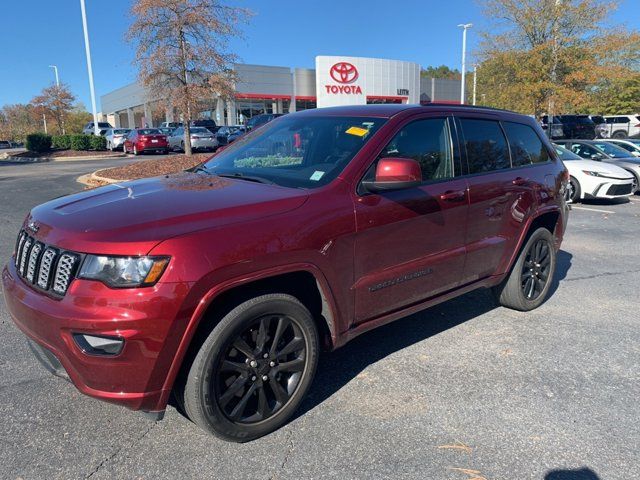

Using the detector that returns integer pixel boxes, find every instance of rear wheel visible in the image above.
[493,227,556,311]
[612,130,627,139]
[181,294,319,442]
[133,144,139,156]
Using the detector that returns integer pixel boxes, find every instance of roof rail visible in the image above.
[422,103,515,113]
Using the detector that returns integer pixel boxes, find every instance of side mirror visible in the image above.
[362,157,422,193]
[591,153,603,160]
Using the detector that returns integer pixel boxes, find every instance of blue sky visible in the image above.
[0,0,638,110]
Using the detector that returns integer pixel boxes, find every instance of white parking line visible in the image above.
[571,206,615,214]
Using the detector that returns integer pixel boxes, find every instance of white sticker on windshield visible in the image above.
[310,171,325,181]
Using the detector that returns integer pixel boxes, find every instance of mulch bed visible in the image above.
[15,149,119,158]
[94,153,213,182]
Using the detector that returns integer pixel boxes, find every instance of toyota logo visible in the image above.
[330,62,359,84]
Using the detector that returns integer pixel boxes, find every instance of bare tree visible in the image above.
[31,84,75,135]
[127,0,251,155]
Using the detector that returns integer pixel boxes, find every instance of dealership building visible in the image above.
[100,55,462,128]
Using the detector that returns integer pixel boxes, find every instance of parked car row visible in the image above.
[540,114,640,140]
[555,139,640,203]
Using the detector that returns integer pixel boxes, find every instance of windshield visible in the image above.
[593,142,632,158]
[138,129,161,135]
[190,127,211,134]
[554,145,582,160]
[202,115,386,189]
[114,129,130,135]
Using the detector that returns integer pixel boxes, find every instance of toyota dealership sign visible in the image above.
[315,56,420,108]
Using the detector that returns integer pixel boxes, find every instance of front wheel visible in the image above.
[181,294,319,442]
[492,227,556,311]
[567,176,581,203]
[133,144,139,156]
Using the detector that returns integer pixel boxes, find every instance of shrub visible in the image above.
[51,134,72,150]
[25,133,52,153]
[90,135,107,151]
[70,134,92,151]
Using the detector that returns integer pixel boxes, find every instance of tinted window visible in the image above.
[593,142,632,158]
[460,118,510,173]
[138,129,161,135]
[373,118,454,182]
[569,143,598,158]
[503,122,549,166]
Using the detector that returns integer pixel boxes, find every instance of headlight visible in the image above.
[78,255,169,287]
[582,170,602,177]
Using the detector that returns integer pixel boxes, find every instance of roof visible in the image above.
[292,103,519,119]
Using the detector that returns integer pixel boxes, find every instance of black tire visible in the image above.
[181,294,319,442]
[492,227,556,311]
[180,141,185,152]
[612,130,627,139]
[627,172,639,194]
[568,176,581,203]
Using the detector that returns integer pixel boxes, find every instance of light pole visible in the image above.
[49,65,60,87]
[80,0,100,135]
[458,23,473,104]
[472,64,477,106]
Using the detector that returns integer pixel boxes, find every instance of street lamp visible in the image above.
[458,23,473,104]
[80,0,100,135]
[49,65,59,87]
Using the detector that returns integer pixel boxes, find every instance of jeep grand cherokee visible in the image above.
[3,105,569,442]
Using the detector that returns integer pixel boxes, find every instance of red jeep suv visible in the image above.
[3,105,569,442]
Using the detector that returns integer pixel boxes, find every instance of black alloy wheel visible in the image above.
[180,294,319,442]
[521,238,552,301]
[215,314,306,424]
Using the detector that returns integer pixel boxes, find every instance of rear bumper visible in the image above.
[2,261,194,413]
[191,138,218,150]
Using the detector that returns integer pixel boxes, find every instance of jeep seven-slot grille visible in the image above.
[14,230,79,296]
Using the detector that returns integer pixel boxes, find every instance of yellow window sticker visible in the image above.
[345,126,369,137]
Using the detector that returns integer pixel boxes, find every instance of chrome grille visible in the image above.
[14,230,79,297]
[25,242,43,282]
[37,248,57,289]
[52,253,77,295]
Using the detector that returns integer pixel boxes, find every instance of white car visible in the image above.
[601,139,640,157]
[554,144,634,203]
[602,115,640,139]
[104,128,131,151]
[168,127,218,152]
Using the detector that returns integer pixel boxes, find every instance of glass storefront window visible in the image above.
[295,99,317,111]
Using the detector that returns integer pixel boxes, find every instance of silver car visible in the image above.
[168,127,218,152]
[104,128,131,151]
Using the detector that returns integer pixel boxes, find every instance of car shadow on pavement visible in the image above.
[296,249,573,420]
[545,467,600,479]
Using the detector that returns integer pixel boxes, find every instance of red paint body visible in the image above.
[123,129,168,154]
[2,105,569,416]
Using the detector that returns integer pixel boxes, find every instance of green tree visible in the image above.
[421,65,461,80]
[0,103,41,142]
[127,0,251,155]
[476,0,640,116]
[65,104,93,134]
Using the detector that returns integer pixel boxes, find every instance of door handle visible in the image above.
[439,190,466,202]
[512,177,527,186]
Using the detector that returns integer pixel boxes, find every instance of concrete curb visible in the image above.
[77,171,130,186]
[1,153,129,163]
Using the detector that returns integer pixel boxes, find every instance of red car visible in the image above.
[122,128,169,155]
[3,105,569,442]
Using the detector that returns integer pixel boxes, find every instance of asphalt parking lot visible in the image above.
[0,159,638,480]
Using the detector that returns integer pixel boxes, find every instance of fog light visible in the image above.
[73,334,124,356]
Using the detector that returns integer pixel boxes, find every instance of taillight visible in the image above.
[140,135,148,141]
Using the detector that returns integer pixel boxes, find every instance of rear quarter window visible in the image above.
[502,122,550,166]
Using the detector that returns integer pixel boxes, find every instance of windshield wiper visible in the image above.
[215,172,275,185]
[190,165,211,174]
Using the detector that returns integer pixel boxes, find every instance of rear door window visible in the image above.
[459,118,511,173]
[502,122,550,166]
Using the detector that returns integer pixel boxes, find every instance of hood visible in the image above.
[563,159,633,178]
[26,172,308,255]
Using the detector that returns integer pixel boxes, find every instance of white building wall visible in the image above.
[315,56,420,108]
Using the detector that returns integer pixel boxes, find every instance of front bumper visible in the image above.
[2,261,194,413]
[584,177,634,199]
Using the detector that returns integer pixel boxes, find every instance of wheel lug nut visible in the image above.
[263,353,268,358]
[250,360,258,368]
[251,376,256,381]
[262,375,268,381]
[269,361,276,367]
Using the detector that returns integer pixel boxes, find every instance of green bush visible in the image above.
[70,134,92,151]
[51,134,72,150]
[25,133,52,153]
[90,135,107,151]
